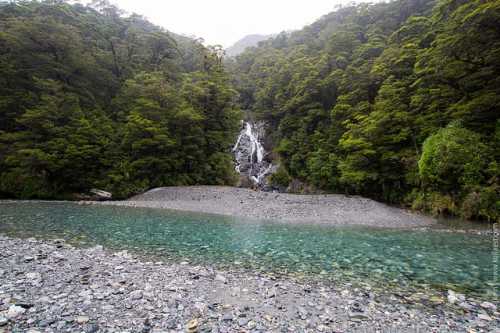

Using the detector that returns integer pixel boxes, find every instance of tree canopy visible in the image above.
[0,0,241,199]
[228,0,500,221]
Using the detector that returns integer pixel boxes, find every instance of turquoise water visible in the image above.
[0,201,498,299]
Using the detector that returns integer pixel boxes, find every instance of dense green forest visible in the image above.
[228,0,500,221]
[0,0,498,221]
[0,0,240,199]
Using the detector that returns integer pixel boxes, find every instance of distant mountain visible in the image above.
[226,34,274,57]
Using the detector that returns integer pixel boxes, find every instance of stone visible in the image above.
[348,311,370,321]
[222,312,233,321]
[0,317,7,326]
[247,321,256,329]
[266,287,277,298]
[6,305,25,319]
[26,272,41,280]
[186,318,198,332]
[458,302,474,311]
[15,301,34,309]
[90,189,112,200]
[76,316,90,324]
[477,314,492,321]
[129,290,143,300]
[166,319,177,329]
[85,323,99,333]
[238,318,249,326]
[215,274,227,284]
[447,290,464,304]
[23,256,34,262]
[480,302,497,311]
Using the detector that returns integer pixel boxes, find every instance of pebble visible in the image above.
[222,312,233,321]
[85,323,99,333]
[480,302,497,311]
[76,316,90,324]
[238,318,249,326]
[215,274,227,284]
[129,290,143,300]
[477,314,492,321]
[0,235,497,332]
[186,318,198,332]
[348,310,371,321]
[6,305,25,319]
[447,290,464,304]
[26,272,41,280]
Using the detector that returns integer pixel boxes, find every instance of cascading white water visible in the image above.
[233,121,273,186]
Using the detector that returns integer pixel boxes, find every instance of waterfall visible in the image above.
[233,121,274,186]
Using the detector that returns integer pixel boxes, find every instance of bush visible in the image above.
[418,124,488,192]
[461,186,500,222]
[270,165,291,188]
[411,191,458,217]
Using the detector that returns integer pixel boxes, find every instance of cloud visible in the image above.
[77,0,374,47]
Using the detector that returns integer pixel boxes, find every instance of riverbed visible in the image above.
[0,236,498,332]
[0,199,498,332]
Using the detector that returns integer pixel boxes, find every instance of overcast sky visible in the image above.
[84,0,375,47]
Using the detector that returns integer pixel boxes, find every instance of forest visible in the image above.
[0,0,499,221]
[228,0,500,221]
[0,0,241,199]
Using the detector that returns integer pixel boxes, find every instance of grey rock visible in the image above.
[85,323,99,333]
[6,305,25,319]
[0,316,8,326]
[214,274,227,284]
[348,311,370,321]
[129,290,143,300]
[222,312,233,321]
[478,313,493,321]
[238,318,249,326]
[76,315,90,324]
[480,302,497,311]
[26,272,41,280]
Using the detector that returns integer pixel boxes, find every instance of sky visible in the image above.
[84,0,372,47]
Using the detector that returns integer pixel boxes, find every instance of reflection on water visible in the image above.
[0,201,498,299]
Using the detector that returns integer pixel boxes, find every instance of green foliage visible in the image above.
[270,165,292,189]
[0,0,240,199]
[418,124,488,191]
[230,0,500,221]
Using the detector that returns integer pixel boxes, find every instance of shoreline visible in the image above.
[0,235,498,332]
[96,186,435,229]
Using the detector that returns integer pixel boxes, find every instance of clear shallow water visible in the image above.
[0,201,498,298]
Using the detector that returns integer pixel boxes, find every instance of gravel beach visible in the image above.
[1,236,498,333]
[98,186,433,228]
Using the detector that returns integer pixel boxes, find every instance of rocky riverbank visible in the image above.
[96,186,433,228]
[0,236,498,332]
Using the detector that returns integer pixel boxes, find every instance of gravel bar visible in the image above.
[97,186,433,228]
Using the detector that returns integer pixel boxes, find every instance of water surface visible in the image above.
[0,201,497,299]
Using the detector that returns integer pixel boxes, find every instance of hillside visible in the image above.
[226,34,274,57]
[229,0,500,221]
[0,0,241,199]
